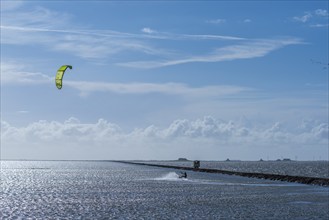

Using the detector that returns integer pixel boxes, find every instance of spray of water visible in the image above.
[155,172,183,181]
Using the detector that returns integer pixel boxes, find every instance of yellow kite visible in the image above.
[55,65,72,89]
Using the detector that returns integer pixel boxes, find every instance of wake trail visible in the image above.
[152,172,304,187]
[155,172,187,181]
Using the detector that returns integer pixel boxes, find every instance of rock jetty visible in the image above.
[114,161,329,186]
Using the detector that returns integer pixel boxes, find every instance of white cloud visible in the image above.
[1,118,122,143]
[0,5,245,62]
[0,0,24,11]
[310,24,329,28]
[293,9,328,27]
[206,19,226,24]
[1,116,327,159]
[1,25,167,59]
[2,6,71,29]
[1,4,172,59]
[66,81,252,97]
[315,9,328,17]
[1,24,246,61]
[293,12,312,23]
[2,5,303,68]
[312,123,329,139]
[1,60,252,97]
[179,34,244,41]
[141,27,156,34]
[243,19,252,23]
[1,61,52,84]
[118,37,303,68]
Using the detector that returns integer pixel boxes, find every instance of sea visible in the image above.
[1,160,328,219]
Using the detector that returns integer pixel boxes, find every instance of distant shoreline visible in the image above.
[1,159,329,162]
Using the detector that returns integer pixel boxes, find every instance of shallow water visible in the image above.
[1,161,328,219]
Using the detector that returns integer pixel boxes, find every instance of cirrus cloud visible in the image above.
[2,5,303,68]
[117,37,303,69]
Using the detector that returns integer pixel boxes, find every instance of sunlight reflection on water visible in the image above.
[1,161,328,219]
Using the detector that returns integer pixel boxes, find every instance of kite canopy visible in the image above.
[55,65,72,89]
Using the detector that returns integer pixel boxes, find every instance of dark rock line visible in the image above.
[113,161,329,186]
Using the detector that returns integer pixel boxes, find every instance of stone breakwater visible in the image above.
[114,161,329,186]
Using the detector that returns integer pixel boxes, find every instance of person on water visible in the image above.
[180,172,187,178]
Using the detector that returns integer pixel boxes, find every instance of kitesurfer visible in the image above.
[179,172,187,178]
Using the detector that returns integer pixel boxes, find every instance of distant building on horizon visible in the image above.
[276,158,292,162]
[282,158,292,161]
[178,158,188,161]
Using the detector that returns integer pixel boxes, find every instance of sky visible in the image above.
[1,0,328,161]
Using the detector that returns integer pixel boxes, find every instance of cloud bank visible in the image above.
[2,116,327,160]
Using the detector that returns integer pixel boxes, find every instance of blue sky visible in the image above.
[1,1,328,160]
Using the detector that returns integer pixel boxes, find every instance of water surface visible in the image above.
[1,161,328,219]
